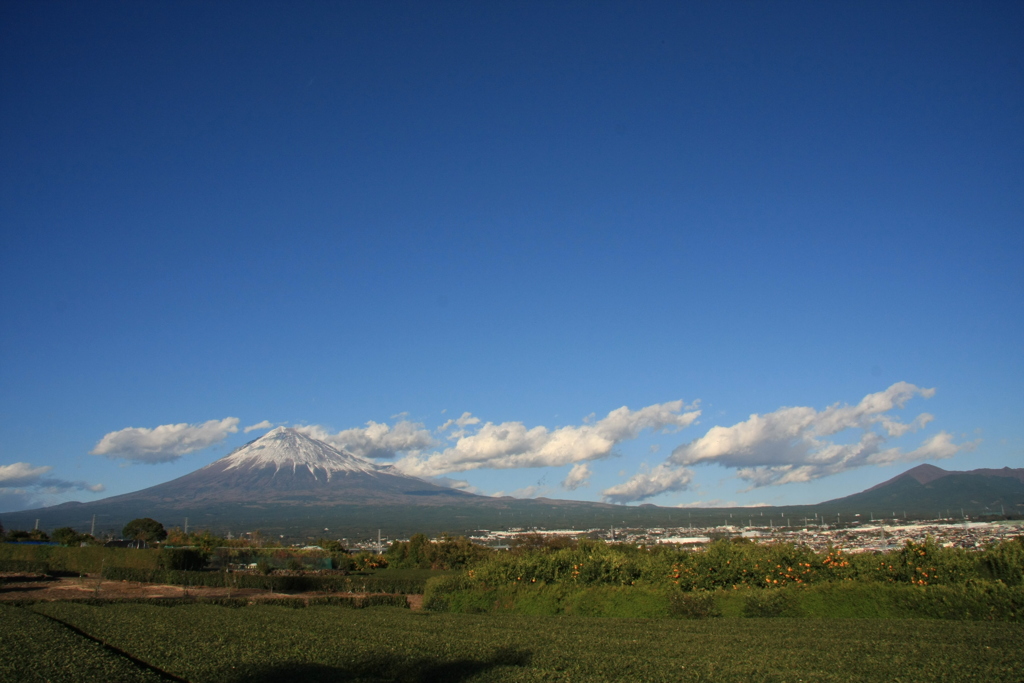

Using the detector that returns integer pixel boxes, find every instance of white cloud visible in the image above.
[438,412,482,439]
[293,420,438,460]
[562,463,592,490]
[603,383,972,502]
[0,461,104,512]
[90,417,240,464]
[866,430,978,466]
[244,420,274,433]
[426,476,485,495]
[602,463,694,504]
[0,462,53,486]
[392,401,701,478]
[673,499,746,508]
[505,484,553,499]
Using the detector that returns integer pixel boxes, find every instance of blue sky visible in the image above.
[1,1,1021,514]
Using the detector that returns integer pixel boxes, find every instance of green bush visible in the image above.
[742,589,804,618]
[889,582,1024,621]
[556,585,669,618]
[860,538,977,586]
[159,548,207,572]
[422,573,476,611]
[978,538,1024,586]
[331,553,356,570]
[669,590,722,619]
[387,534,494,570]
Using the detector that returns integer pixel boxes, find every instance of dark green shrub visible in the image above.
[331,553,356,570]
[0,560,50,573]
[423,573,475,611]
[978,538,1024,586]
[742,589,803,617]
[159,548,207,571]
[668,591,721,619]
[888,582,1024,621]
[358,594,409,608]
[51,527,87,547]
[337,575,428,594]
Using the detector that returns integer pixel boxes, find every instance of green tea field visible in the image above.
[3,602,1022,682]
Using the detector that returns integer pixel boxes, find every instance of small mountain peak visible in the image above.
[863,462,950,493]
[901,463,949,485]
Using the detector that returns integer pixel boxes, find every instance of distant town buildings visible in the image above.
[341,518,1022,554]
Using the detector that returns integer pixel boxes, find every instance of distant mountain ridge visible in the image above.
[820,463,1024,516]
[2,429,1021,537]
[864,463,1024,492]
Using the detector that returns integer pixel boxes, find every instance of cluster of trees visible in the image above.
[0,517,168,546]
[122,518,167,542]
[386,533,494,570]
[0,521,98,546]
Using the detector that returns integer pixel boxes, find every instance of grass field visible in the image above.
[3,602,1022,682]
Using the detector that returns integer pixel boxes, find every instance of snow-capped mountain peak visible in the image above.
[214,426,380,479]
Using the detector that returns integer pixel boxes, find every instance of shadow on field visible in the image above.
[219,647,533,683]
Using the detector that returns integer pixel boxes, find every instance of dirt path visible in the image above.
[0,573,424,609]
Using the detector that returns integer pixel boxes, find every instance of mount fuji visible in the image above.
[104,427,475,505]
[3,427,622,538]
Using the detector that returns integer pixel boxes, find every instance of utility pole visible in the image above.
[90,515,96,537]
[34,519,39,530]
[184,517,189,535]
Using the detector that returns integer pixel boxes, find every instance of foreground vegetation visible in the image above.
[417,535,1024,620]
[451,535,1024,589]
[3,602,1021,682]
[424,579,1024,620]
[3,533,1022,680]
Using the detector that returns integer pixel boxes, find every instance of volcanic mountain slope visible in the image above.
[98,427,476,506]
[0,427,626,536]
[817,464,1024,516]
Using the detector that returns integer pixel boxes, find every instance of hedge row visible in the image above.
[100,566,427,593]
[424,577,1024,621]
[0,545,160,574]
[3,594,408,609]
[0,560,51,574]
